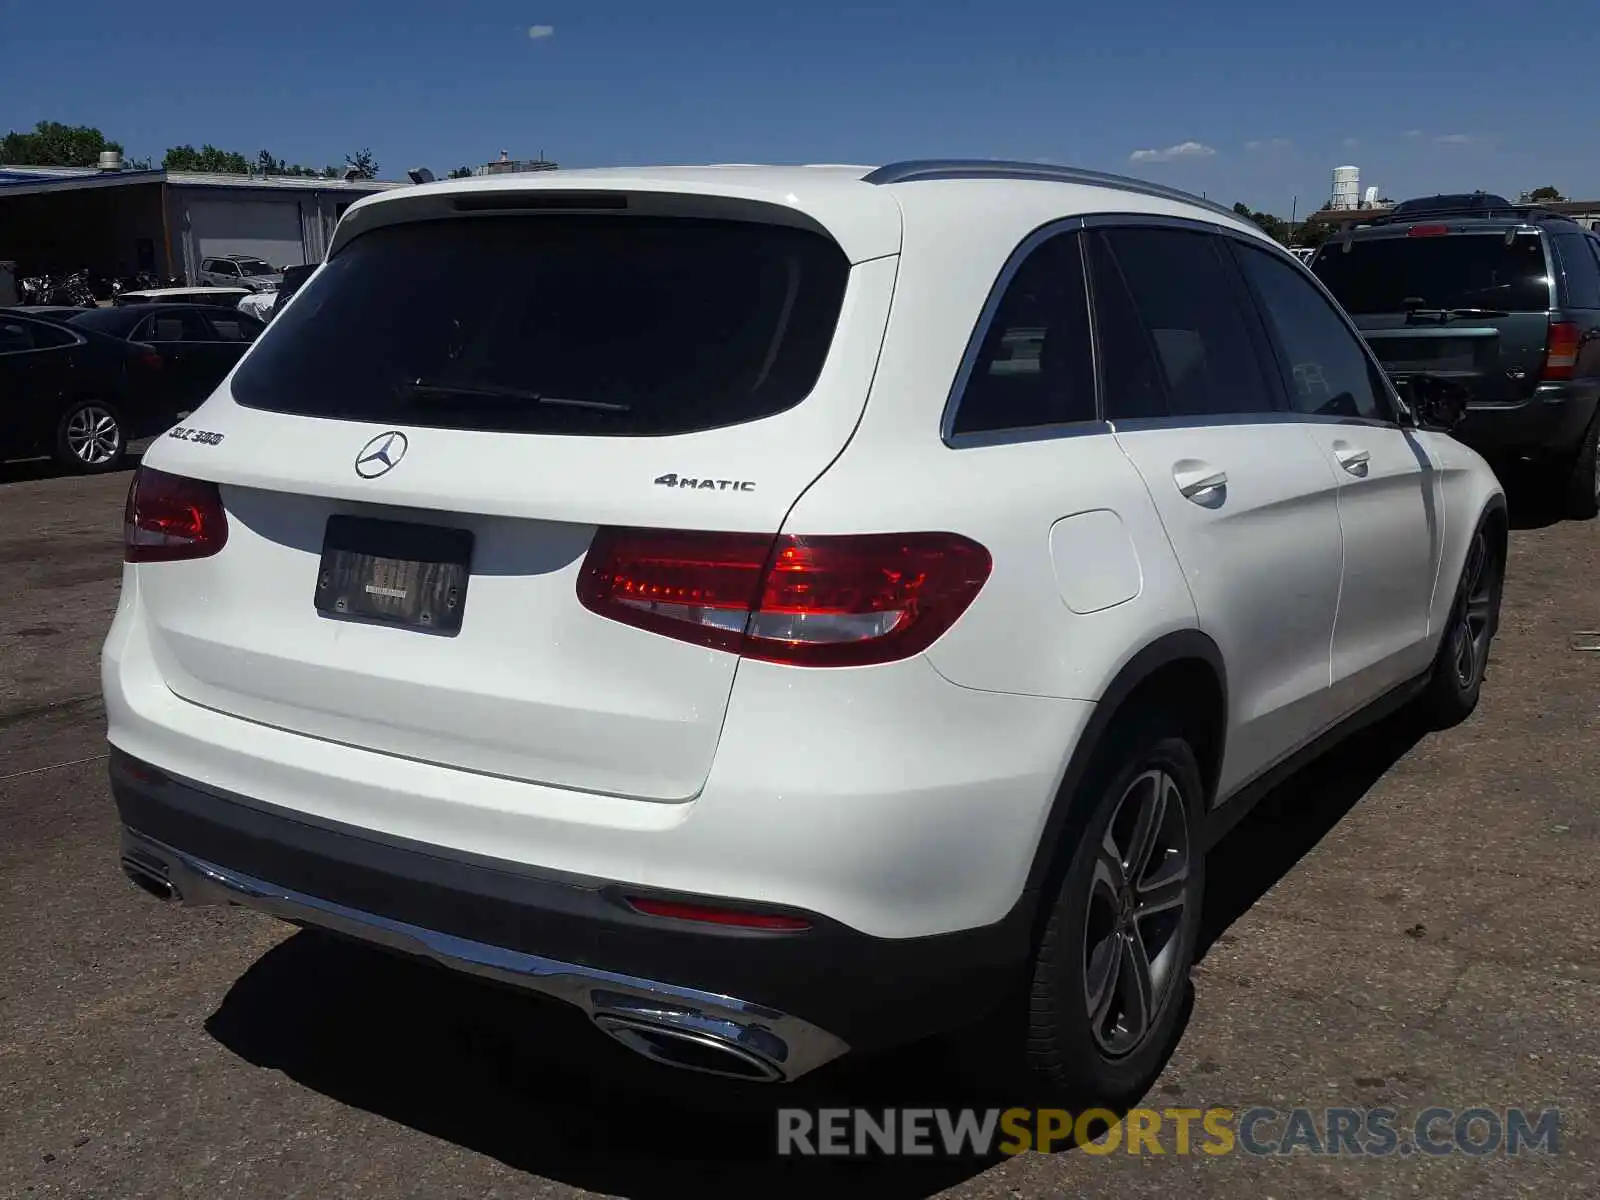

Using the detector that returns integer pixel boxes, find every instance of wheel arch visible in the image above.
[1019,629,1228,918]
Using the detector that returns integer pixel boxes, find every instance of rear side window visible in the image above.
[1312,232,1551,314]
[140,311,212,342]
[1551,233,1600,309]
[206,313,260,342]
[1089,227,1279,420]
[231,216,851,436]
[949,230,1096,435]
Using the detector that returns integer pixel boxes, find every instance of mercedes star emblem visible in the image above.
[355,431,408,479]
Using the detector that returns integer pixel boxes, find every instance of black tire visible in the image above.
[1558,408,1599,521]
[1416,517,1504,729]
[52,398,127,474]
[1023,719,1205,1108]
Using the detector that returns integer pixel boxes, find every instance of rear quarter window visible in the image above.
[229,215,852,436]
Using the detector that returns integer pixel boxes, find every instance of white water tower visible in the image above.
[1331,165,1360,210]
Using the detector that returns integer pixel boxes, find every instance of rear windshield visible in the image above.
[229,215,852,436]
[1311,232,1551,314]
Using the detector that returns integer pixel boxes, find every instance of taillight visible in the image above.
[126,342,162,371]
[124,467,228,563]
[1543,320,1580,381]
[576,528,991,667]
[1407,224,1450,237]
[624,897,812,931]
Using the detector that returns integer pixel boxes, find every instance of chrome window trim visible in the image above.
[1110,411,1404,434]
[940,216,1107,449]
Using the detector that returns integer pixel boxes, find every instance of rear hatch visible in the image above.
[131,199,899,801]
[1311,227,1554,403]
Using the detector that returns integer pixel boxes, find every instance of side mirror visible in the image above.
[1391,373,1469,432]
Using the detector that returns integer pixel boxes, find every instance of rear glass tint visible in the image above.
[1311,232,1551,314]
[229,215,851,436]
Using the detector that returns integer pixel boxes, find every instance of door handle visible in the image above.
[1173,463,1228,502]
[1334,446,1371,476]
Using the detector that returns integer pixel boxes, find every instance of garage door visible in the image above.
[187,198,306,271]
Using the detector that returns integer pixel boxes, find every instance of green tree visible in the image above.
[0,120,123,167]
[1521,185,1566,203]
[344,148,379,178]
[447,166,473,179]
[163,143,251,173]
[1232,200,1290,245]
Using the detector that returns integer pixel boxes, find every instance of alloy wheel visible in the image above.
[1450,530,1496,690]
[65,405,122,466]
[1082,768,1193,1057]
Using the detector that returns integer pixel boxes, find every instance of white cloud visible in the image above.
[528,24,554,39]
[1402,129,1424,139]
[1129,141,1217,163]
[1434,133,1472,144]
[1343,137,1361,149]
[1245,137,1292,152]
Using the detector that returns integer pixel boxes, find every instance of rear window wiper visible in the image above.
[398,381,631,413]
[1404,307,1510,324]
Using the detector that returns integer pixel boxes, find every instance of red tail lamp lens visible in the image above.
[577,529,991,667]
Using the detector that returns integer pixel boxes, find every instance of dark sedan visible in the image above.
[69,304,265,414]
[0,310,169,473]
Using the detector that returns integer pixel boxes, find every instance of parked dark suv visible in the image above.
[1311,199,1600,518]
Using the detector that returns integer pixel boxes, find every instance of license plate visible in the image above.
[314,516,473,634]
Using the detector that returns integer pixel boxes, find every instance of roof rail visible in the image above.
[1365,202,1574,227]
[863,159,1245,223]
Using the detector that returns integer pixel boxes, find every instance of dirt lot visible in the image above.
[1,455,1596,1199]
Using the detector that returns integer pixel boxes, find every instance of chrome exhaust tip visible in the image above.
[121,855,178,902]
[594,1015,785,1082]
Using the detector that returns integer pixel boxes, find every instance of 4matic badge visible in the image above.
[654,473,755,493]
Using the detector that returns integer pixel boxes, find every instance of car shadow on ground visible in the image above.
[0,444,145,485]
[203,713,1428,1197]
[1495,461,1577,531]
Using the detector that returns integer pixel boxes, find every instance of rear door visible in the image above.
[198,309,263,381]
[1310,228,1553,404]
[132,209,895,802]
[1089,220,1345,797]
[1233,240,1439,705]
[134,308,219,407]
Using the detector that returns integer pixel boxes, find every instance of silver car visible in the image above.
[196,255,283,292]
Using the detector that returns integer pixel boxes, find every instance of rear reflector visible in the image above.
[1407,224,1450,237]
[577,529,991,667]
[1543,320,1581,381]
[625,897,812,931]
[124,467,228,563]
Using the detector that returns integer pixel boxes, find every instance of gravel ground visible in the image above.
[1,455,1595,1198]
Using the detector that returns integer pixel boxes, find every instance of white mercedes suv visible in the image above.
[105,161,1506,1103]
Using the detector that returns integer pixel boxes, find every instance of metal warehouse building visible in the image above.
[0,157,407,282]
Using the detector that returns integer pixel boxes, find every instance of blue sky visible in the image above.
[4,0,1598,214]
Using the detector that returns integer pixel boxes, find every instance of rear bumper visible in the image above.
[1454,382,1600,456]
[111,750,1027,1075]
